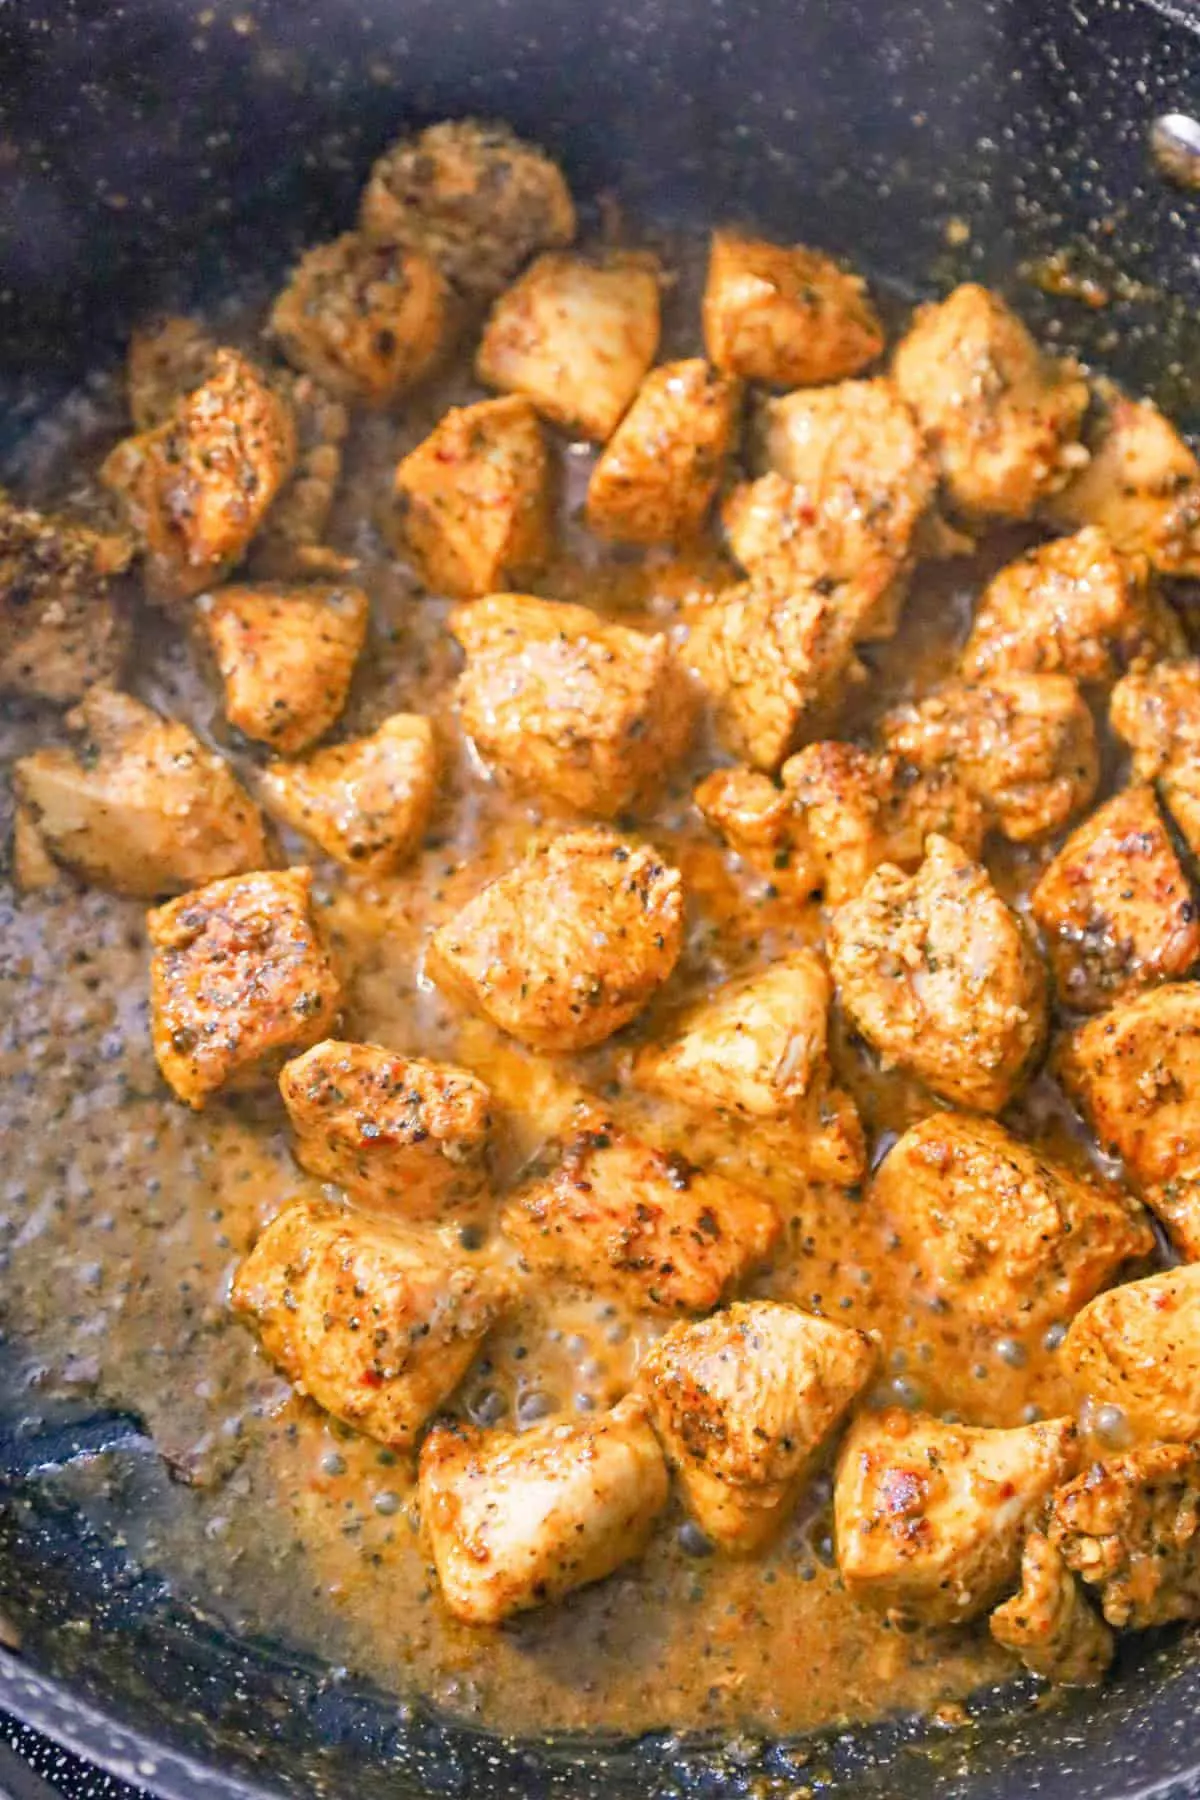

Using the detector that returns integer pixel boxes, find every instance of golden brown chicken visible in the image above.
[1061,1265,1200,1444]
[1048,387,1200,576]
[585,359,741,544]
[0,500,133,703]
[990,1530,1114,1686]
[1111,658,1200,860]
[702,231,883,388]
[1051,1443,1200,1629]
[259,713,436,877]
[197,581,368,755]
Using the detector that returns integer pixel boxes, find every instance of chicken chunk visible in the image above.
[278,1039,492,1220]
[476,252,660,441]
[892,283,1088,519]
[1058,982,1200,1260]
[639,1301,876,1552]
[388,396,550,599]
[259,713,436,877]
[197,581,368,754]
[702,231,883,388]
[695,746,986,905]
[501,1114,780,1314]
[585,359,740,544]
[100,349,297,604]
[1062,1265,1200,1444]
[1048,388,1200,577]
[989,1531,1114,1687]
[147,867,342,1108]
[881,673,1099,843]
[11,807,59,892]
[248,371,352,581]
[1031,784,1200,1012]
[835,1409,1078,1623]
[419,1396,667,1626]
[1051,1443,1200,1629]
[231,1195,509,1450]
[12,686,268,898]
[359,118,575,302]
[0,501,133,704]
[828,835,1048,1113]
[1111,659,1200,860]
[450,594,696,818]
[961,527,1184,687]
[869,1113,1153,1336]
[723,474,906,637]
[634,952,866,1186]
[426,831,684,1052]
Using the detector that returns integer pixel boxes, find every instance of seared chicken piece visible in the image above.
[585,359,740,544]
[476,251,660,441]
[1111,658,1200,860]
[12,686,268,897]
[269,232,446,405]
[450,594,695,818]
[128,314,220,430]
[892,283,1089,520]
[870,1112,1153,1336]
[197,581,368,754]
[961,527,1184,687]
[634,952,866,1186]
[359,118,575,301]
[11,807,59,892]
[1031,784,1200,1012]
[279,1039,492,1220]
[389,396,550,599]
[881,673,1099,843]
[248,371,352,581]
[1061,1265,1200,1444]
[232,1194,509,1450]
[427,831,684,1052]
[147,867,342,1108]
[0,501,132,703]
[1058,981,1200,1261]
[835,1409,1078,1623]
[828,835,1048,1113]
[1048,388,1200,577]
[419,1396,668,1626]
[640,1300,876,1552]
[101,349,296,604]
[695,746,986,905]
[501,1114,780,1314]
[702,231,883,388]
[259,713,436,877]
[990,1530,1114,1687]
[1051,1443,1200,1629]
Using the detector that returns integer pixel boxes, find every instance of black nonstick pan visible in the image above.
[2,0,1200,1794]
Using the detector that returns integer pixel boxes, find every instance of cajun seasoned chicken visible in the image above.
[702,231,883,388]
[990,1530,1114,1687]
[1048,386,1200,576]
[1051,1443,1200,1629]
[0,500,132,704]
[722,473,905,634]
[259,713,436,876]
[586,359,741,544]
[11,807,59,893]
[197,581,368,755]
[1061,1265,1200,1444]
[1111,658,1200,860]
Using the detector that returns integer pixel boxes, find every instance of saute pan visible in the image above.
[2,0,1200,1794]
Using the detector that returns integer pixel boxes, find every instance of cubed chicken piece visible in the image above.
[881,673,1099,843]
[723,474,906,637]
[828,835,1048,1113]
[128,315,220,430]
[11,807,59,892]
[892,284,1089,520]
[835,1409,1078,1623]
[1031,784,1200,1012]
[1111,659,1200,861]
[501,1114,780,1314]
[1048,388,1200,577]
[389,396,550,599]
[585,359,740,544]
[197,581,368,755]
[12,686,269,898]
[1058,982,1200,1260]
[1063,1264,1200,1445]
[961,527,1185,687]
[279,1039,491,1220]
[476,252,660,441]
[1051,1443,1200,1629]
[232,1195,509,1450]
[450,594,695,818]
[870,1113,1153,1336]
[100,349,297,604]
[359,118,575,301]
[426,831,684,1052]
[419,1396,667,1626]
[0,501,133,704]
[259,713,436,877]
[147,867,342,1108]
[640,1301,876,1553]
[634,952,866,1187]
[990,1531,1114,1687]
[695,746,986,905]
[269,233,446,406]
[702,231,883,388]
